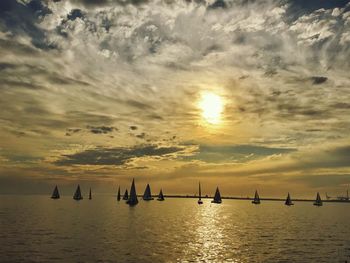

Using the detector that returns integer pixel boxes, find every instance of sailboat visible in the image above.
[157,189,165,201]
[198,182,203,204]
[117,186,121,201]
[313,192,323,206]
[51,185,60,199]
[252,190,260,204]
[73,185,83,200]
[211,187,222,204]
[143,183,154,201]
[126,178,138,206]
[89,188,92,200]
[122,189,129,200]
[285,192,294,206]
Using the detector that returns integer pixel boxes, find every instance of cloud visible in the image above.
[87,125,117,134]
[54,144,187,166]
[311,76,328,85]
[0,0,349,194]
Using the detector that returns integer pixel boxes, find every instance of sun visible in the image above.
[199,91,224,125]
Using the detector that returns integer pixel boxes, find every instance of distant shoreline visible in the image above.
[154,195,350,203]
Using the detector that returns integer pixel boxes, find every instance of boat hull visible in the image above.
[252,201,260,204]
[211,200,222,204]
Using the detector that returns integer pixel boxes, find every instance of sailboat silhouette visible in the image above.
[198,182,203,205]
[123,189,129,200]
[285,192,294,206]
[143,183,154,201]
[126,179,138,206]
[117,186,121,201]
[51,185,60,199]
[157,189,164,201]
[89,188,92,200]
[313,192,323,206]
[211,187,222,204]
[252,190,260,204]
[73,185,83,200]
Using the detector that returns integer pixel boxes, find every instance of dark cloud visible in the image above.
[311,76,328,85]
[186,144,296,163]
[87,125,117,134]
[286,0,350,20]
[70,0,149,7]
[208,0,227,9]
[55,144,185,166]
[67,9,84,21]
[0,62,17,71]
[136,132,146,139]
[65,128,82,136]
[0,0,54,49]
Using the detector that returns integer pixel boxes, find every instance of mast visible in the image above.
[126,178,138,206]
[198,182,203,204]
[89,188,92,200]
[117,186,121,201]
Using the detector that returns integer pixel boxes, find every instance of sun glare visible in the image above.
[199,92,224,125]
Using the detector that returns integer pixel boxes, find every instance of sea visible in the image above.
[1,195,350,263]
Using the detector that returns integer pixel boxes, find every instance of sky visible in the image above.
[0,0,349,197]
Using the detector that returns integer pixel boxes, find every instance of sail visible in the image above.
[252,190,260,204]
[211,187,222,203]
[126,178,138,206]
[123,189,129,200]
[89,188,92,200]
[51,185,60,199]
[117,186,121,201]
[157,189,164,201]
[143,183,154,200]
[314,192,323,206]
[285,192,293,206]
[73,185,83,200]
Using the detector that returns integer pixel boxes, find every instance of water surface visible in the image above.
[1,195,350,262]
